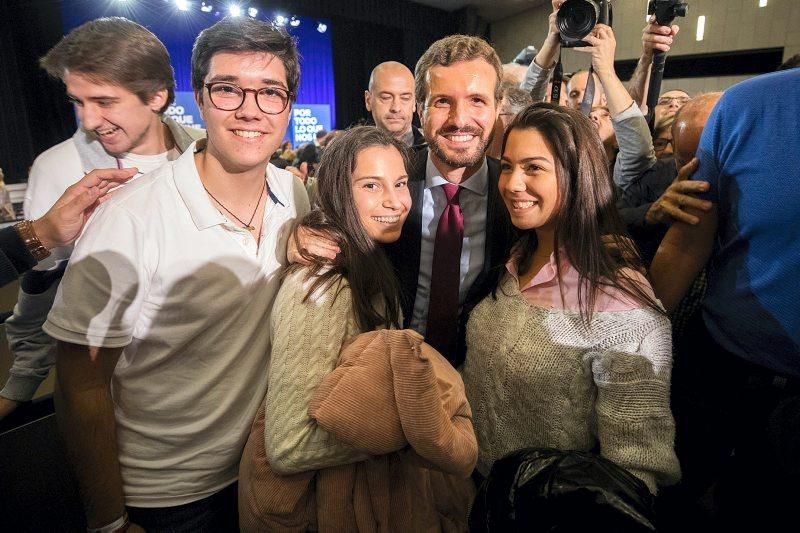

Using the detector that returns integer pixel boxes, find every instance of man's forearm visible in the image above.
[55,342,126,528]
[535,33,561,70]
[628,53,653,108]
[595,68,634,118]
[649,206,717,313]
[611,110,657,189]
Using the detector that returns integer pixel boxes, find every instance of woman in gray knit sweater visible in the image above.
[463,103,681,494]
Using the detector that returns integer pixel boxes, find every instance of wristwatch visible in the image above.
[14,219,51,261]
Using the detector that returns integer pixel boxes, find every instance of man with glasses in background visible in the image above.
[42,17,308,532]
[654,90,691,123]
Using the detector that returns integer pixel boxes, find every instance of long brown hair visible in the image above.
[287,126,408,332]
[500,102,663,323]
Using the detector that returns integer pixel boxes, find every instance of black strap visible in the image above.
[550,52,564,104]
[645,49,668,132]
[580,65,596,115]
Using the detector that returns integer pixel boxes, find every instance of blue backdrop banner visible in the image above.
[61,0,336,134]
[165,92,205,130]
[290,105,331,147]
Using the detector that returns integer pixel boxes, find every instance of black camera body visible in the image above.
[557,0,612,48]
[648,0,688,26]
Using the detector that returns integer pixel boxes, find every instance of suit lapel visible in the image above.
[385,148,428,325]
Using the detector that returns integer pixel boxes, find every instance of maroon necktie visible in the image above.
[425,183,464,364]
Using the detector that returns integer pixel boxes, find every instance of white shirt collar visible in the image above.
[424,152,488,196]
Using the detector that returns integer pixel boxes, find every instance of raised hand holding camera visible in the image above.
[575,25,635,118]
[642,16,679,57]
[644,0,688,125]
[574,24,616,78]
[557,0,612,48]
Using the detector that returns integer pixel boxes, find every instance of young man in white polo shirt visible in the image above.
[43,17,309,532]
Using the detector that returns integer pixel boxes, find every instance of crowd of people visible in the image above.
[0,0,798,531]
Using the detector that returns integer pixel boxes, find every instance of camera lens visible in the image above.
[557,0,599,41]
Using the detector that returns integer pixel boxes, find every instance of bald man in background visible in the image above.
[616,92,720,263]
[364,61,425,149]
[565,69,607,110]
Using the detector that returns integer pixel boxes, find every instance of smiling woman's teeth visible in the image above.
[233,130,263,138]
[98,127,120,136]
[512,200,536,209]
[372,215,400,224]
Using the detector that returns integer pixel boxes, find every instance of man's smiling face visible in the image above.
[65,70,166,156]
[197,51,291,174]
[419,58,499,174]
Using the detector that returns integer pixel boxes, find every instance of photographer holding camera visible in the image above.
[520,2,654,183]
[521,0,611,108]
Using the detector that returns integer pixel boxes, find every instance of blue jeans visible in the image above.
[127,482,238,533]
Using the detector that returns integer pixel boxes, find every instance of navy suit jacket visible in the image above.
[384,148,514,367]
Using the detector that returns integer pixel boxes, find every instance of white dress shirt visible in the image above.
[409,154,488,335]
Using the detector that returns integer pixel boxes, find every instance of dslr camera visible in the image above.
[648,0,689,26]
[557,0,612,48]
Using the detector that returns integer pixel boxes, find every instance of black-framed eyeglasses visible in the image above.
[204,82,292,115]
[654,138,673,150]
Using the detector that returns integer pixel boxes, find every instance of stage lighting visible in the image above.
[200,2,213,12]
[248,7,258,17]
[290,16,300,27]
[275,15,287,26]
[229,4,241,17]
[176,0,190,11]
[317,22,327,33]
[696,15,705,41]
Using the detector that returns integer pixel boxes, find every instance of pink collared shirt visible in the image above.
[506,253,658,312]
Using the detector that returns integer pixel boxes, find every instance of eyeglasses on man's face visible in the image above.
[656,96,690,107]
[654,138,673,150]
[204,82,292,115]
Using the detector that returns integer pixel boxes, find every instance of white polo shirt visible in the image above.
[44,141,310,508]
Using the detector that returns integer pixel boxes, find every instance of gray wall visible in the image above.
[490,0,800,95]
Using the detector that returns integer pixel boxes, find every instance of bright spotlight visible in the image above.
[696,15,705,41]
[176,0,190,11]
[247,7,258,17]
[316,22,327,33]
[275,15,287,26]
[200,2,213,12]
[289,16,300,27]
[229,4,241,16]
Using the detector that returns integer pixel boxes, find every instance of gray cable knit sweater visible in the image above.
[462,275,681,494]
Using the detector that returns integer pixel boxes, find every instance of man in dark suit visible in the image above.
[383,35,513,367]
[293,36,513,367]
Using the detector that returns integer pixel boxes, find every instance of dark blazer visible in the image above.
[384,148,514,367]
[410,126,427,152]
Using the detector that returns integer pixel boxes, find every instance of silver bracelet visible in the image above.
[87,512,129,533]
